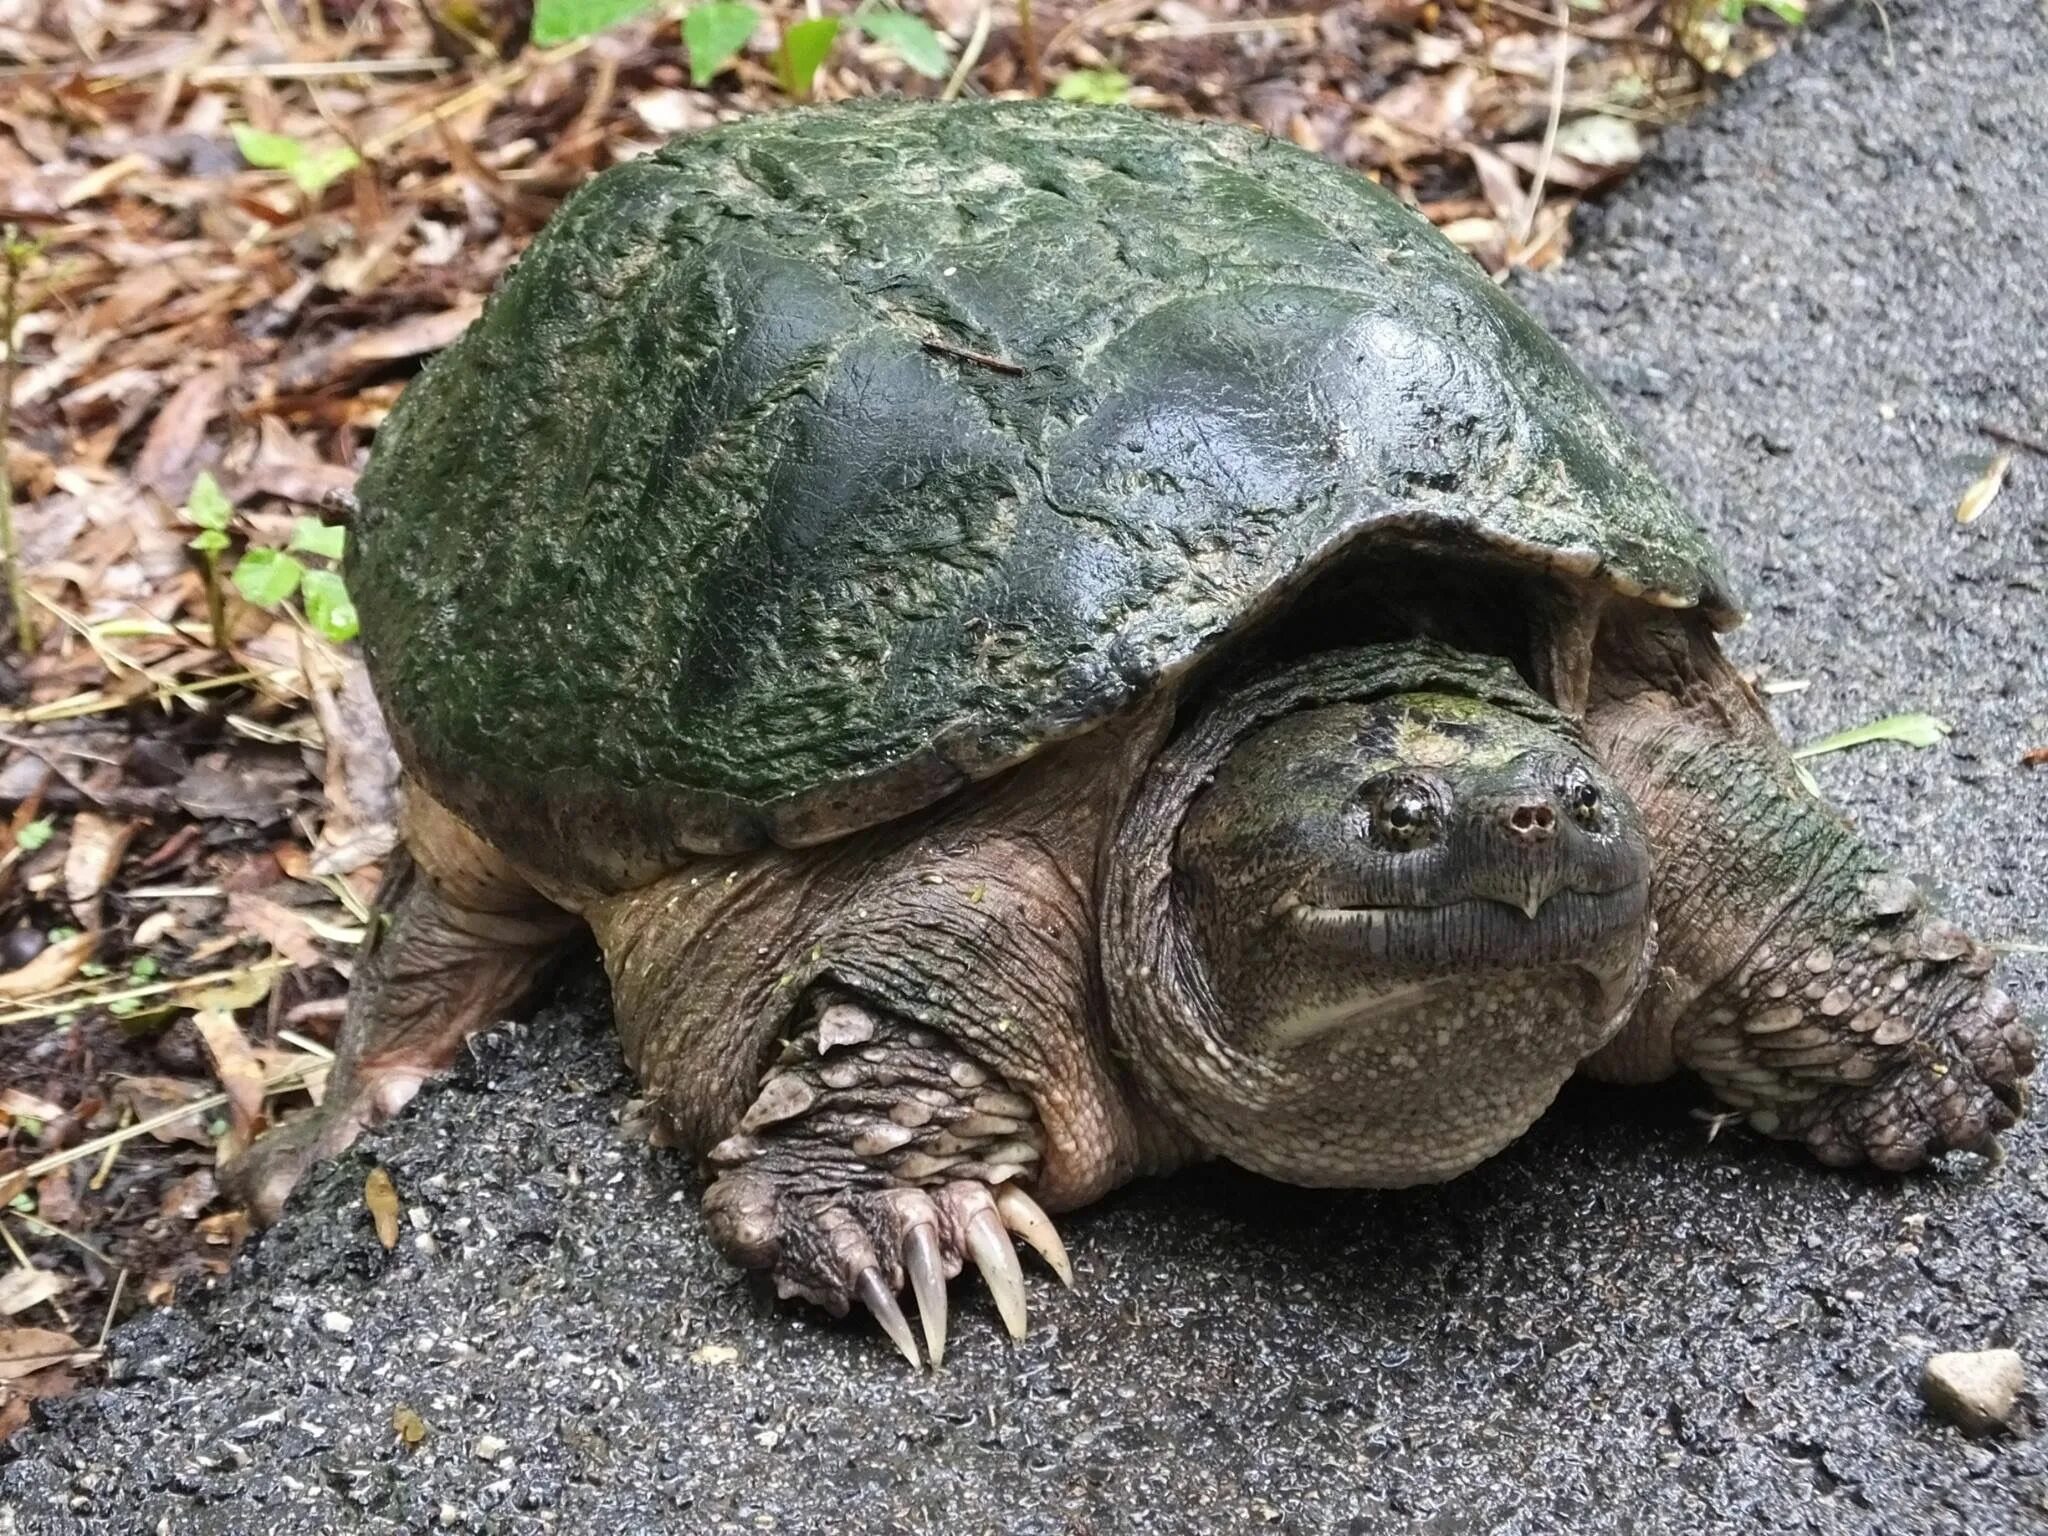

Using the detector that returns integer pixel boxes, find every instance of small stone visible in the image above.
[473,1433,509,1461]
[318,1311,353,1337]
[1921,1349,2025,1435]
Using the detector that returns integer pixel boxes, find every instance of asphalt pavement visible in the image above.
[4,2,2045,1531]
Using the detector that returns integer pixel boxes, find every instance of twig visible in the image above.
[1,227,33,656]
[1982,424,2048,458]
[1514,0,1572,257]
[942,1,995,101]
[0,957,294,1028]
[922,337,1027,375]
[96,1268,127,1350]
[1017,0,1043,95]
[11,1057,327,1187]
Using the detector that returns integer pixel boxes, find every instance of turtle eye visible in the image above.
[1365,777,1443,851]
[1564,770,1603,829]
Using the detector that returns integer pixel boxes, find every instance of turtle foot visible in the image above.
[700,995,1067,1367]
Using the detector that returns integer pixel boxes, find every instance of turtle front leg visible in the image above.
[1588,615,2035,1167]
[704,992,1070,1366]
[586,781,1163,1367]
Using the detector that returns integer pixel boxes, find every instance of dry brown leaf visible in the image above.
[0,932,97,1001]
[160,1169,219,1222]
[0,1327,85,1381]
[1955,451,2012,525]
[2021,746,2048,768]
[0,1088,68,1125]
[0,1268,72,1318]
[366,1167,402,1250]
[226,892,326,969]
[64,812,139,925]
[132,365,236,502]
[192,1007,266,1143]
[111,1076,216,1148]
[35,1172,79,1228]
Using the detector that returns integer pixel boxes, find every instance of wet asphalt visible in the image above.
[4,1,2046,1531]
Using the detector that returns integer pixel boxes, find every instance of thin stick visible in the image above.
[11,1058,326,1186]
[1982,424,2048,458]
[1017,0,1043,95]
[97,1268,128,1350]
[1,228,33,655]
[921,337,1026,375]
[942,1,994,100]
[1515,0,1571,256]
[0,957,294,1028]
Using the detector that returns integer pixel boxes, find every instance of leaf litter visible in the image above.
[0,0,1804,1430]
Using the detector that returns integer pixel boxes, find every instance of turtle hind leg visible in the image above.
[224,793,582,1224]
[1588,615,2035,1168]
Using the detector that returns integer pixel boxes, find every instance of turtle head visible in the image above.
[1106,644,1655,1186]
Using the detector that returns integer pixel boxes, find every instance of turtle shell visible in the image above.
[349,99,1738,880]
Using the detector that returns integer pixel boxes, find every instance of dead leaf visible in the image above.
[366,1167,401,1250]
[272,300,484,394]
[1551,114,1644,171]
[0,932,97,1001]
[132,366,236,502]
[2021,746,2048,768]
[35,1172,78,1228]
[0,1088,68,1125]
[111,1077,215,1147]
[1955,451,2012,525]
[393,1403,429,1446]
[0,1327,86,1381]
[0,1269,72,1317]
[160,1169,218,1221]
[226,892,326,968]
[64,813,139,925]
[192,1007,266,1144]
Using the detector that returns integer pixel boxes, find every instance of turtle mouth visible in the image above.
[1284,881,1649,970]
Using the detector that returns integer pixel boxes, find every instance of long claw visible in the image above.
[904,1223,949,1368]
[857,1267,922,1370]
[966,1208,1028,1340]
[994,1185,1073,1288]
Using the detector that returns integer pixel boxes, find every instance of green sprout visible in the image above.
[232,126,361,200]
[232,517,358,644]
[184,471,233,648]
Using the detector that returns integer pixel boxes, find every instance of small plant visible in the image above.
[1054,68,1130,105]
[1719,0,1805,21]
[233,518,359,644]
[15,817,53,852]
[532,0,946,94]
[183,471,233,648]
[232,125,361,199]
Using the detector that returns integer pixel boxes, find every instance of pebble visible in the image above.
[1920,1349,2025,1435]
[319,1311,353,1337]
[473,1434,508,1462]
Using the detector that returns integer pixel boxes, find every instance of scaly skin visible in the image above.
[226,624,2034,1368]
[1587,613,2032,1164]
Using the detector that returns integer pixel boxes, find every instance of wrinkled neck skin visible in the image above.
[1104,642,1656,1187]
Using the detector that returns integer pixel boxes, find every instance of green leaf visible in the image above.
[289,517,347,562]
[684,1,761,85]
[188,528,230,554]
[15,817,54,852]
[184,471,232,530]
[1792,712,1952,761]
[1053,68,1130,106]
[130,956,161,979]
[776,15,841,97]
[531,0,665,44]
[854,8,948,78]
[301,569,360,644]
[233,548,304,609]
[232,125,359,196]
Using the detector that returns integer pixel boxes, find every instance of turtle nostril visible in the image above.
[1504,801,1557,842]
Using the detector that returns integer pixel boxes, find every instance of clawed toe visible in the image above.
[704,1167,1076,1369]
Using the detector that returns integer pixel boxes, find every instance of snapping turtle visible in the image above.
[229,101,2034,1366]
